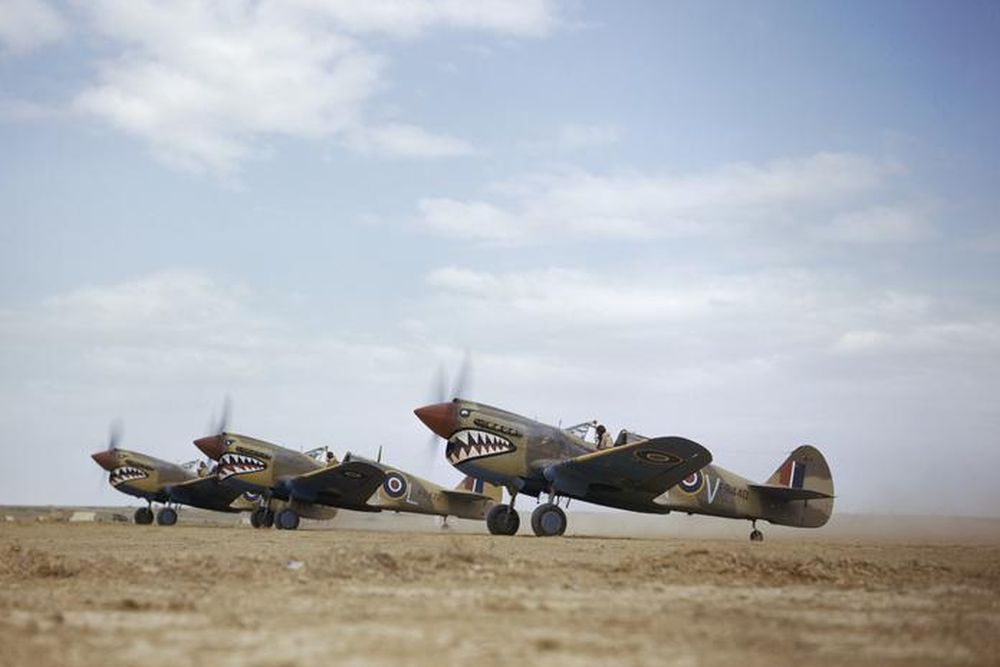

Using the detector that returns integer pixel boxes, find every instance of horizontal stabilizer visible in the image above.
[440,489,491,502]
[750,484,834,501]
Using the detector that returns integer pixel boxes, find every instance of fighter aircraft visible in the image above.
[194,431,501,530]
[91,438,256,525]
[414,399,834,540]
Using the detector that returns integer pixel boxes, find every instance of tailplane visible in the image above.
[756,445,834,527]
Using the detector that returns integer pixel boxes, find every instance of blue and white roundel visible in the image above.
[677,470,704,495]
[383,472,408,499]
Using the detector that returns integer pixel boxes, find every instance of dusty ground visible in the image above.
[1,517,998,667]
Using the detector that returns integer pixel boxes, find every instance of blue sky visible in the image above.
[1,0,998,516]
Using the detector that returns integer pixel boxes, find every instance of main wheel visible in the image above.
[260,508,274,529]
[750,529,764,542]
[276,508,300,531]
[134,507,154,525]
[250,508,262,528]
[530,503,567,537]
[156,507,178,526]
[486,504,520,535]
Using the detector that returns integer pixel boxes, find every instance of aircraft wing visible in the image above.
[167,476,246,513]
[284,460,387,510]
[544,437,712,498]
[749,484,834,501]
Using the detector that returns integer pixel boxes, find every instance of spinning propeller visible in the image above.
[421,351,473,455]
[193,396,233,461]
[91,419,123,471]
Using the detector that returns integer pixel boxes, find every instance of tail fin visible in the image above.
[455,476,503,504]
[761,445,834,527]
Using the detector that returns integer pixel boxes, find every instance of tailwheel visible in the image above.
[134,507,154,525]
[156,507,178,526]
[530,503,567,537]
[276,508,300,531]
[486,504,520,535]
[749,519,764,542]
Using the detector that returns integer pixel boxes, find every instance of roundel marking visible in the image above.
[677,470,704,495]
[242,492,260,502]
[383,472,408,499]
[635,449,680,465]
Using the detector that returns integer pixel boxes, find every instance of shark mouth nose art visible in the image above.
[109,466,147,487]
[446,429,515,465]
[218,452,267,480]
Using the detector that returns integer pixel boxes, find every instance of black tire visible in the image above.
[530,503,567,537]
[134,507,154,525]
[261,509,274,529]
[276,508,300,531]
[486,504,520,535]
[156,507,178,526]
[250,508,262,528]
[750,529,764,542]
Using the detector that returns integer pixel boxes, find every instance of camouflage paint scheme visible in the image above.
[90,447,255,514]
[194,432,498,521]
[414,399,834,535]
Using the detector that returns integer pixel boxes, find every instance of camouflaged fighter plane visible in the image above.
[91,442,256,525]
[414,399,834,540]
[194,432,501,530]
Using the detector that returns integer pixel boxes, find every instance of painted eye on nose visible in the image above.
[459,408,470,417]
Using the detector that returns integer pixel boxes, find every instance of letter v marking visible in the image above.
[705,475,721,504]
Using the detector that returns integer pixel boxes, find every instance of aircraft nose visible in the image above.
[91,449,116,470]
[414,402,457,439]
[194,435,227,460]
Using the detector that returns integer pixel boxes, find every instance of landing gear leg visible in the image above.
[251,495,275,529]
[749,519,764,542]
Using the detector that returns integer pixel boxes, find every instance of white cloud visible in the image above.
[418,264,1000,379]
[0,97,62,121]
[418,199,526,243]
[820,204,933,244]
[73,2,382,177]
[349,122,475,158]
[67,0,559,177]
[0,0,67,54]
[415,153,902,244]
[288,0,558,38]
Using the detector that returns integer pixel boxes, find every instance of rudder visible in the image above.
[764,445,834,527]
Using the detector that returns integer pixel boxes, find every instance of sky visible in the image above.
[1,0,998,517]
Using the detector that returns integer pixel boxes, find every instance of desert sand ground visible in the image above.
[1,509,998,667]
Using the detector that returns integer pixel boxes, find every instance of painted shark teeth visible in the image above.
[218,452,267,480]
[446,429,515,465]
[109,466,147,487]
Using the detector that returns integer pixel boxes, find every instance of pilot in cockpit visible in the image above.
[596,424,612,450]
